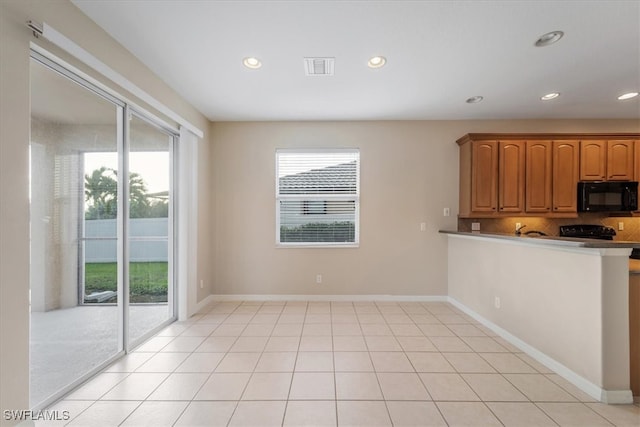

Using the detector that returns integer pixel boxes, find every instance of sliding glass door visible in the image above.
[127,113,175,345]
[29,57,123,407]
[29,54,177,408]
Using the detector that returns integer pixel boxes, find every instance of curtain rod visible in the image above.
[27,20,204,139]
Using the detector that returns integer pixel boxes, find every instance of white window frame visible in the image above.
[275,148,360,248]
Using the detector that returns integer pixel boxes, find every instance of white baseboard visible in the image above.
[448,297,633,404]
[207,294,449,302]
[193,294,217,314]
[601,390,634,404]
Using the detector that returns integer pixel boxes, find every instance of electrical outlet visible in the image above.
[515,222,521,232]
[316,274,322,284]
[199,279,204,289]
[420,222,427,232]
[619,222,624,231]
[443,208,450,217]
[494,296,501,309]
[471,222,480,231]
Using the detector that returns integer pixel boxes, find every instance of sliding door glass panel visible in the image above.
[127,114,175,345]
[29,58,122,407]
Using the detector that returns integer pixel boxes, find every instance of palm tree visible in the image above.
[84,167,117,219]
[128,172,150,218]
[84,168,153,219]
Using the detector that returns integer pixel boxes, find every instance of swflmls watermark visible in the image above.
[3,410,70,422]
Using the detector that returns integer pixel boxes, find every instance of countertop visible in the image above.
[439,230,640,249]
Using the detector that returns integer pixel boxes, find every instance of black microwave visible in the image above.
[578,181,638,212]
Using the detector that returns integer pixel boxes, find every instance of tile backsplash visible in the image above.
[458,214,640,241]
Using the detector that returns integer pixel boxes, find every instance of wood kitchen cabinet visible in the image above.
[580,140,634,181]
[470,140,498,213]
[608,140,634,180]
[461,139,525,216]
[526,140,552,213]
[526,139,579,214]
[457,133,639,218]
[635,140,640,182]
[552,140,580,213]
[580,140,606,180]
[499,141,525,213]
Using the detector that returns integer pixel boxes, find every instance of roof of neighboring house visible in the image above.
[279,161,357,194]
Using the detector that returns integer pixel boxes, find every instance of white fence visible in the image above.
[84,218,168,263]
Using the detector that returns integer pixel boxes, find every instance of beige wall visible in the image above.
[211,121,456,296]
[0,0,211,416]
[209,119,639,297]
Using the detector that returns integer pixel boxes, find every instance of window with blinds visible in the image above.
[276,149,360,246]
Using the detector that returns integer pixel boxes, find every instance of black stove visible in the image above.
[559,224,616,240]
[559,224,640,258]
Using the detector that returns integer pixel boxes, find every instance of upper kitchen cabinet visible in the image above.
[499,141,526,213]
[526,140,552,213]
[580,140,634,181]
[607,140,634,180]
[458,138,497,216]
[580,140,606,180]
[457,133,639,219]
[552,140,580,213]
[635,140,640,182]
[458,136,525,217]
[463,140,498,214]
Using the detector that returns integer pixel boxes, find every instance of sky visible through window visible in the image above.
[84,152,169,194]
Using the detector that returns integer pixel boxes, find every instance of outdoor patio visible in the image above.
[30,303,171,406]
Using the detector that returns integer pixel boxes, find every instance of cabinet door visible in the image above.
[635,140,640,182]
[607,140,634,180]
[526,140,552,213]
[580,140,606,181]
[498,140,525,213]
[553,140,580,212]
[471,140,498,213]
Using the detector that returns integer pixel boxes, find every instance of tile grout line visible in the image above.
[280,300,304,427]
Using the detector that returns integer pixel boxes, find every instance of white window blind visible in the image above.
[276,149,359,246]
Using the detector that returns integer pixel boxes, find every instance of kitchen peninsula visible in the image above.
[440,230,637,404]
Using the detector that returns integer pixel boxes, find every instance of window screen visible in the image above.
[276,149,359,246]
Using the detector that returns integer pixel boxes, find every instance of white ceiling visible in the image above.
[71,0,640,122]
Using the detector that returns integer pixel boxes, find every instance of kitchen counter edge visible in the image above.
[439,230,640,249]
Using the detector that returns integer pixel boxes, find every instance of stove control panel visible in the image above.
[559,224,616,239]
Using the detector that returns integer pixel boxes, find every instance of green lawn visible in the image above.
[84,262,168,303]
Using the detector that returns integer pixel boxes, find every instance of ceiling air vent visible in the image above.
[304,57,335,76]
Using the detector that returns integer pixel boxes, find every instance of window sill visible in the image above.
[276,243,359,249]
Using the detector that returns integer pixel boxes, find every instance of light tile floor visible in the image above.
[40,300,640,426]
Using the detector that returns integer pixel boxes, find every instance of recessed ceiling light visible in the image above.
[466,96,484,104]
[535,31,564,47]
[541,92,560,101]
[368,56,386,69]
[243,57,262,69]
[618,92,639,100]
